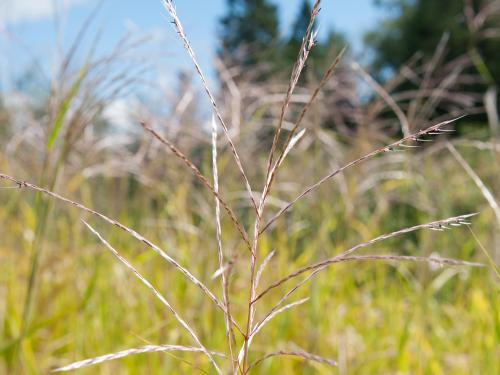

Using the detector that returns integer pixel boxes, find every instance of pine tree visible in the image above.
[286,0,313,53]
[218,0,280,71]
[281,0,346,77]
[218,0,345,79]
[365,0,500,85]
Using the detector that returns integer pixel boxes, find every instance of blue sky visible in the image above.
[0,0,384,90]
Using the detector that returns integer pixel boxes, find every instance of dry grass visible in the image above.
[0,0,499,374]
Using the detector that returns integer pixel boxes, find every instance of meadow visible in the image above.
[0,0,499,373]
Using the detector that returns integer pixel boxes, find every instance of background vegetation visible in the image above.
[0,0,499,373]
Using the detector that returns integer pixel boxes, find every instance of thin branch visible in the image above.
[257,254,482,306]
[237,298,309,368]
[263,47,346,203]
[141,121,251,250]
[255,214,478,302]
[257,270,320,332]
[467,226,500,280]
[447,143,500,227]
[261,116,465,234]
[255,250,276,291]
[352,61,410,137]
[247,349,337,372]
[265,0,321,182]
[161,0,257,212]
[53,344,225,372]
[241,4,322,369]
[82,221,221,374]
[250,298,309,338]
[211,115,236,371]
[0,173,243,335]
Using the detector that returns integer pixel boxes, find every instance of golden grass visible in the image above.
[0,0,499,373]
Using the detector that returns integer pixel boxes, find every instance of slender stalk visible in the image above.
[468,226,500,280]
[447,143,500,226]
[211,116,236,372]
[247,349,337,372]
[0,173,244,336]
[240,208,263,373]
[141,121,251,250]
[352,61,410,137]
[262,47,346,205]
[265,0,321,180]
[83,221,222,374]
[254,214,477,303]
[161,0,257,213]
[17,151,61,365]
[240,3,323,372]
[261,116,464,234]
[54,345,226,372]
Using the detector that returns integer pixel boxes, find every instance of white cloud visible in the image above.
[0,0,87,26]
[102,98,138,130]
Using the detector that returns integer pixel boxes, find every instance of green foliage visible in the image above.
[282,0,346,77]
[218,0,346,79]
[219,0,281,69]
[1,144,499,373]
[0,98,10,140]
[47,64,88,151]
[1,1,499,373]
[366,0,500,84]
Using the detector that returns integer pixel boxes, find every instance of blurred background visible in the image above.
[0,0,499,373]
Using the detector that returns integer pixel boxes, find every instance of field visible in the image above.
[1,0,499,374]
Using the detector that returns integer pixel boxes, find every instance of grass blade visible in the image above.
[82,220,222,374]
[211,115,236,370]
[261,116,466,234]
[248,348,337,372]
[53,345,225,372]
[141,121,250,250]
[47,64,88,151]
[255,214,478,302]
[161,0,257,212]
[0,173,242,334]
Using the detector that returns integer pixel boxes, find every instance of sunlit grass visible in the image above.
[1,0,499,372]
[1,145,498,373]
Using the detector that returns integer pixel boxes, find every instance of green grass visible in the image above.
[0,1,499,372]
[0,140,499,374]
